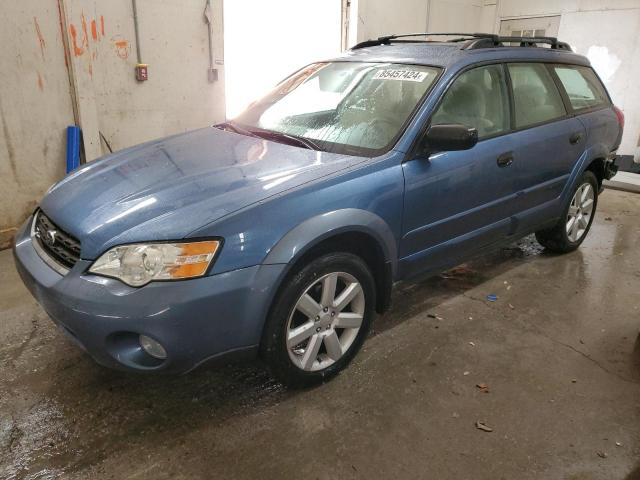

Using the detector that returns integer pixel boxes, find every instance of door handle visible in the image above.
[497,151,514,168]
[569,132,583,144]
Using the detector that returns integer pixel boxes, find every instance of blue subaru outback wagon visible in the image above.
[14,33,622,386]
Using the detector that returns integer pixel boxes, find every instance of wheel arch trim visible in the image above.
[563,144,608,203]
[263,208,398,274]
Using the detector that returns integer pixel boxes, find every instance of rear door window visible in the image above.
[431,64,510,139]
[507,63,566,129]
[552,65,609,110]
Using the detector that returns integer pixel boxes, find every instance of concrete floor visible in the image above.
[1,189,640,480]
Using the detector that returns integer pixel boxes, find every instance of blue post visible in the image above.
[66,126,81,173]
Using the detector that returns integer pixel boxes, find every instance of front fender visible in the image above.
[263,208,398,277]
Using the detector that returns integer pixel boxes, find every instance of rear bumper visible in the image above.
[13,216,285,373]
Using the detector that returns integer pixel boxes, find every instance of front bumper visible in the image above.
[13,216,285,373]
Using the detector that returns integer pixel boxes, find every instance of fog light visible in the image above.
[139,334,167,360]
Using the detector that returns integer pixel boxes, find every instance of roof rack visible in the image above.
[462,35,572,51]
[351,32,486,50]
[350,32,572,52]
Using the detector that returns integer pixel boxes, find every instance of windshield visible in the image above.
[232,62,440,156]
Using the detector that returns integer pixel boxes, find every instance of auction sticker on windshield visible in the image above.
[372,69,428,82]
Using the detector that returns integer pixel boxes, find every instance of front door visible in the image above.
[399,64,519,278]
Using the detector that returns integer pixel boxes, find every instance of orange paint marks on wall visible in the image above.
[37,72,44,91]
[91,19,98,41]
[80,13,89,49]
[33,17,46,60]
[69,24,84,56]
[69,12,104,61]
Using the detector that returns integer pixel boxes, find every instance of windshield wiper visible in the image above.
[217,122,322,151]
[215,121,260,138]
[251,129,322,151]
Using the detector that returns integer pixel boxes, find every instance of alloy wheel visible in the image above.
[566,182,595,242]
[286,272,365,372]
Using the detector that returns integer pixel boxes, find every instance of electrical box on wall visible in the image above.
[135,64,148,81]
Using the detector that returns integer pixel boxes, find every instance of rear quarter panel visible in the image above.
[553,107,619,212]
[577,107,620,156]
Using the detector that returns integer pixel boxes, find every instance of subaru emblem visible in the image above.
[46,229,57,246]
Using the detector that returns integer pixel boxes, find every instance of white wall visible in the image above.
[495,0,639,18]
[223,0,342,118]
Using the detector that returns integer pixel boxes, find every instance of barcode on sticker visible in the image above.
[372,69,428,82]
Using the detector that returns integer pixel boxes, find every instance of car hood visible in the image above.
[41,127,364,259]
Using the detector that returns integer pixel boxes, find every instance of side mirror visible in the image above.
[416,123,478,157]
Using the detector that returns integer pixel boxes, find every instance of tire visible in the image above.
[535,170,598,253]
[261,252,376,388]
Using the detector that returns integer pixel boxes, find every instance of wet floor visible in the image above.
[1,189,640,480]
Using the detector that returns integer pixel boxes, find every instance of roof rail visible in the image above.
[462,35,572,51]
[350,32,572,52]
[350,32,490,50]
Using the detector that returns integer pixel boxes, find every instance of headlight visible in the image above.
[89,240,221,287]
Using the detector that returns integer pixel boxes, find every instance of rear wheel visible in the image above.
[261,252,375,388]
[535,170,598,253]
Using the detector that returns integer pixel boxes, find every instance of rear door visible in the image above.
[506,62,586,231]
[400,64,520,278]
[551,64,620,155]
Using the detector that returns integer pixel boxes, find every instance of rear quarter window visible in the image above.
[553,65,610,110]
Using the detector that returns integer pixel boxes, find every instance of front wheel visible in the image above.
[261,252,376,388]
[535,170,598,253]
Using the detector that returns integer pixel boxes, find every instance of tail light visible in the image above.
[613,105,625,130]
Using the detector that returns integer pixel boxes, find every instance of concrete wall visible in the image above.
[353,0,487,44]
[355,0,429,43]
[0,1,76,248]
[0,0,226,247]
[427,0,487,33]
[62,0,226,158]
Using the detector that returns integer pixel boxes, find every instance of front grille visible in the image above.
[33,211,81,269]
